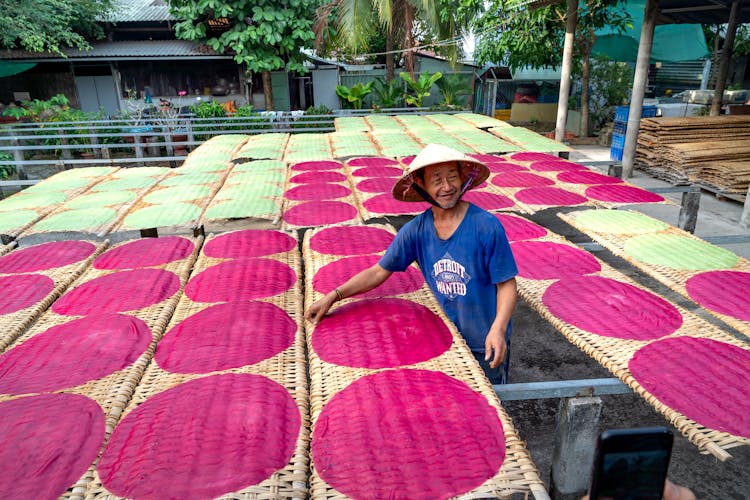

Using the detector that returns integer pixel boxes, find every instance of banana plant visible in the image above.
[400,71,442,108]
[335,82,375,110]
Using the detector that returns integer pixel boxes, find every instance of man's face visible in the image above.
[419,163,463,209]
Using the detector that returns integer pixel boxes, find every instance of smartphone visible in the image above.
[588,427,673,500]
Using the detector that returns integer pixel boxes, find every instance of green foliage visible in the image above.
[170,0,317,74]
[582,55,634,127]
[400,71,442,107]
[292,105,335,129]
[336,82,375,109]
[190,101,227,119]
[0,0,112,54]
[435,74,470,107]
[372,78,404,109]
[0,152,14,180]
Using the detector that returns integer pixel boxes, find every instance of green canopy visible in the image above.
[594,0,709,63]
[0,61,36,78]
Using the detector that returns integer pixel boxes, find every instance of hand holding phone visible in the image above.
[588,427,673,500]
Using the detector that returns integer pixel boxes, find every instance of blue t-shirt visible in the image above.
[379,203,518,351]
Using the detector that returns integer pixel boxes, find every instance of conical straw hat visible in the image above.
[392,144,490,202]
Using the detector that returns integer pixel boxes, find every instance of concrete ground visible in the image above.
[505,145,750,499]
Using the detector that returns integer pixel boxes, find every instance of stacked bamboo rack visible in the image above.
[635,116,750,193]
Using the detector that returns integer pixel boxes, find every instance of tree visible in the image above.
[0,0,112,55]
[170,0,318,110]
[473,0,629,136]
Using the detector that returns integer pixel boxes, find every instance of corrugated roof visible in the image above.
[102,0,176,22]
[0,40,229,61]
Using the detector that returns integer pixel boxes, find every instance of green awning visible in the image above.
[0,61,36,78]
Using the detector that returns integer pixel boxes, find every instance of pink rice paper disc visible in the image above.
[630,337,750,438]
[203,229,296,259]
[314,254,424,298]
[685,271,750,322]
[557,170,623,185]
[400,155,415,165]
[0,274,54,315]
[284,183,352,201]
[93,236,194,270]
[155,301,295,373]
[350,165,403,177]
[542,275,683,340]
[462,191,515,211]
[585,184,665,203]
[282,200,358,227]
[511,241,601,279]
[363,193,431,215]
[309,225,394,256]
[312,298,452,368]
[291,160,342,171]
[98,373,300,499]
[289,171,346,184]
[529,160,588,172]
[494,214,548,241]
[0,314,151,394]
[0,393,104,499]
[470,153,507,162]
[51,269,180,315]
[486,161,527,173]
[491,172,556,188]
[0,241,96,274]
[312,369,505,499]
[186,258,295,302]
[510,152,561,162]
[356,177,397,193]
[515,187,588,206]
[347,157,399,167]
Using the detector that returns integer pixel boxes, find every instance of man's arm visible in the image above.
[484,277,517,369]
[304,264,393,324]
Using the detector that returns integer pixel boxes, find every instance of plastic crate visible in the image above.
[613,120,627,135]
[610,133,625,161]
[614,105,657,121]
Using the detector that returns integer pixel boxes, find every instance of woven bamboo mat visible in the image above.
[511,225,750,459]
[560,209,750,339]
[232,132,289,162]
[0,240,108,352]
[17,171,172,241]
[202,160,286,231]
[334,116,370,133]
[84,230,309,499]
[284,134,333,163]
[370,129,425,158]
[281,162,362,231]
[488,126,570,153]
[302,224,546,499]
[328,130,380,158]
[0,242,12,257]
[449,127,521,154]
[453,112,511,129]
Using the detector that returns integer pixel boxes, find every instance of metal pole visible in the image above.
[11,138,27,180]
[555,0,578,142]
[710,0,740,116]
[741,183,750,230]
[621,0,656,179]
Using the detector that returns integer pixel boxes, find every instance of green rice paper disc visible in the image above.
[53,166,117,179]
[123,202,202,229]
[233,160,286,171]
[159,173,222,187]
[0,191,66,211]
[178,162,230,173]
[234,147,282,160]
[0,210,39,232]
[25,176,92,192]
[112,167,171,178]
[574,210,669,235]
[64,190,137,209]
[143,185,212,204]
[214,183,282,200]
[623,233,739,270]
[34,207,117,232]
[91,176,157,192]
[225,171,285,185]
[205,198,279,220]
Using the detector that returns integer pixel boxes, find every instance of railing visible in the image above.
[0,107,447,179]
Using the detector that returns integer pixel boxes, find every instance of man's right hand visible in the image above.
[304,293,336,324]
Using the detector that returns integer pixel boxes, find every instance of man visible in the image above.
[305,144,518,383]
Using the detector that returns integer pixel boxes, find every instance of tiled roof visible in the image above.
[0,41,229,61]
[103,0,176,22]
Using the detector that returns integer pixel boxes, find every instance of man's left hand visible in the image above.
[484,329,507,369]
